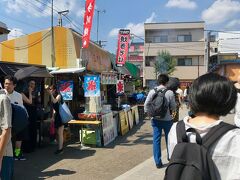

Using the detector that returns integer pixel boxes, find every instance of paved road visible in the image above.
[14,106,235,180]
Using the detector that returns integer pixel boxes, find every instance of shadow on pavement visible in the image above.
[38,169,76,179]
[14,145,96,180]
[104,120,153,148]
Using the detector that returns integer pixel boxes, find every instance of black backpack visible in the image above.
[164,121,237,180]
[11,104,29,134]
[145,88,168,118]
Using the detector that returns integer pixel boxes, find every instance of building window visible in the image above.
[145,56,156,66]
[159,35,168,43]
[177,58,192,66]
[177,35,192,42]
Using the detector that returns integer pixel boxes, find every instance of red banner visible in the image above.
[82,0,95,48]
[116,80,124,94]
[116,29,130,66]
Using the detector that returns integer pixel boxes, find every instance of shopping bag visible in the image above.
[59,102,73,123]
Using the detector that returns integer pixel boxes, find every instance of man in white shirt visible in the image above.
[4,76,26,161]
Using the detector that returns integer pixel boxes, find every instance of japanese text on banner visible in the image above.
[82,0,95,48]
[116,29,130,66]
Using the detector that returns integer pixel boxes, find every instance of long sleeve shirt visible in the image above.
[144,85,176,121]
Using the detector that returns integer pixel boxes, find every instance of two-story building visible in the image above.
[143,21,206,88]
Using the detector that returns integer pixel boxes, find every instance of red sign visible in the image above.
[82,0,95,48]
[116,29,130,66]
[116,80,124,94]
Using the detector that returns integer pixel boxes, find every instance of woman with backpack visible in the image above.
[166,73,240,180]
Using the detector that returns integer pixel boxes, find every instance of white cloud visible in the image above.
[202,0,240,24]
[165,0,197,10]
[108,12,156,37]
[2,0,80,18]
[226,19,240,28]
[8,28,25,40]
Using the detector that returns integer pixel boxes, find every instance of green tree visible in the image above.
[154,50,176,77]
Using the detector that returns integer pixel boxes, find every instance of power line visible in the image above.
[0,14,42,30]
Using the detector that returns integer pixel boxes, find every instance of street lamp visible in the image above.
[96,9,106,45]
[58,10,69,27]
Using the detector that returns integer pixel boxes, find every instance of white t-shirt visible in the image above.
[176,88,183,97]
[168,117,240,180]
[4,90,24,108]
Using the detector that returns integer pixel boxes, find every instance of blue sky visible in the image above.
[1,0,240,53]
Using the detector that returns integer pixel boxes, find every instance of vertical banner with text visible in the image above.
[82,0,95,48]
[116,29,130,66]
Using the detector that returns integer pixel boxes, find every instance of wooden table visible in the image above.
[68,120,102,146]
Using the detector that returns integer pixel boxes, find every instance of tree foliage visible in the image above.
[154,50,176,77]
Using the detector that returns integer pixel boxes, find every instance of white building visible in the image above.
[0,21,9,42]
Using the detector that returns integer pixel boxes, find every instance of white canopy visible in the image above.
[50,67,86,74]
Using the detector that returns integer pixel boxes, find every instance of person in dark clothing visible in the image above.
[21,80,39,153]
[47,85,64,155]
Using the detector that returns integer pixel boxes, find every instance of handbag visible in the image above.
[59,102,73,123]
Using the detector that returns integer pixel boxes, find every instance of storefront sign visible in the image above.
[82,0,95,48]
[131,106,139,125]
[119,110,129,135]
[116,29,130,66]
[116,80,124,94]
[127,110,134,129]
[58,80,73,100]
[84,75,100,97]
[102,112,116,146]
[101,73,118,84]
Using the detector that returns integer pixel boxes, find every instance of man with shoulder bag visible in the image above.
[144,74,176,169]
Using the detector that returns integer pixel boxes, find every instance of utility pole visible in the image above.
[57,10,69,27]
[96,9,106,45]
[206,31,211,72]
[51,0,56,67]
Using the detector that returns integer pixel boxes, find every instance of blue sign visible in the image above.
[84,75,100,97]
[58,80,74,100]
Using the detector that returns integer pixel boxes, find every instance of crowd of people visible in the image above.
[0,75,65,180]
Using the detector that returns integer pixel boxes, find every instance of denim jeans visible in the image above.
[1,156,14,180]
[151,119,173,165]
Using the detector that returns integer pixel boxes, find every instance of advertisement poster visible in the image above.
[116,80,124,94]
[116,29,130,66]
[58,80,73,100]
[101,73,118,85]
[102,112,116,146]
[84,75,100,97]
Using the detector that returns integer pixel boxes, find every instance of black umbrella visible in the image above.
[14,66,53,80]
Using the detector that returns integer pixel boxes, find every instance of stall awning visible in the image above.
[0,61,52,78]
[125,62,140,78]
[50,67,86,74]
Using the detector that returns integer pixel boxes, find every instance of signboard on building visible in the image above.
[58,80,73,100]
[116,80,124,94]
[82,0,95,48]
[84,75,100,97]
[101,72,118,84]
[116,29,130,66]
